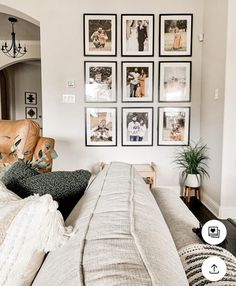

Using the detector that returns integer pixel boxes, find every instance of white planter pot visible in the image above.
[185,174,201,188]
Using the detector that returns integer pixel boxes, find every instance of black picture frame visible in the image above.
[158,61,192,102]
[122,107,153,146]
[25,107,38,119]
[85,107,117,146]
[25,92,37,105]
[158,107,190,146]
[121,14,154,57]
[84,61,117,103]
[159,14,193,57]
[122,61,154,103]
[83,14,117,57]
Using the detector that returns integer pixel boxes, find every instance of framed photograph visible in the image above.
[25,92,37,105]
[159,14,193,56]
[158,107,190,146]
[121,14,154,56]
[158,61,191,102]
[122,107,153,146]
[84,61,117,102]
[85,107,117,146]
[83,14,117,56]
[25,107,38,119]
[122,62,154,102]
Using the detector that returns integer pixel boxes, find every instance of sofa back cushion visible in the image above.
[33,162,188,286]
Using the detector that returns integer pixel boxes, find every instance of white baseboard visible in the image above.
[219,206,236,219]
[201,192,220,218]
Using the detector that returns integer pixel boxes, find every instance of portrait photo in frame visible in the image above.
[25,92,37,105]
[85,107,117,146]
[121,14,154,56]
[84,61,117,102]
[159,14,193,56]
[158,61,191,102]
[122,107,153,146]
[83,14,117,56]
[158,107,190,146]
[122,62,154,102]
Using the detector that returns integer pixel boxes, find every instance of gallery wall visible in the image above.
[0,0,204,190]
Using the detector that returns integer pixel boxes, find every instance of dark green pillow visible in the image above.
[1,160,38,190]
[15,170,91,218]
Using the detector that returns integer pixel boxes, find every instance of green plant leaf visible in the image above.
[50,150,58,159]
[10,145,17,153]
[15,139,21,147]
[35,161,48,169]
[44,141,51,150]
[38,149,43,159]
[173,140,210,181]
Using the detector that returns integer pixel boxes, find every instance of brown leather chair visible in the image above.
[0,119,55,173]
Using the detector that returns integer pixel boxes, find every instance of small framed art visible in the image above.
[159,14,193,56]
[25,107,38,119]
[122,62,154,102]
[83,14,117,56]
[122,107,153,146]
[158,107,190,146]
[84,61,117,102]
[25,92,37,105]
[85,107,117,146]
[121,14,154,56]
[158,61,191,102]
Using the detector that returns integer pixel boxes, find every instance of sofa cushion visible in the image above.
[179,243,236,285]
[151,187,202,250]
[12,169,91,218]
[33,162,188,286]
[0,182,73,286]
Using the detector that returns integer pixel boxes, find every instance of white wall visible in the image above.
[0,1,204,188]
[5,61,42,126]
[201,0,228,216]
[220,0,236,218]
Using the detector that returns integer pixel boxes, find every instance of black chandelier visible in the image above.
[1,17,27,58]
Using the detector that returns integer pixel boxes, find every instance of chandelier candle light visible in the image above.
[1,17,27,58]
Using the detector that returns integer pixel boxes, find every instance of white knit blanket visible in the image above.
[0,185,73,286]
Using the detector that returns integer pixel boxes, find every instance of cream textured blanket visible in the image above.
[0,181,73,286]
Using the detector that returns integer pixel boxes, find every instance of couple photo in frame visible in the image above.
[83,14,154,56]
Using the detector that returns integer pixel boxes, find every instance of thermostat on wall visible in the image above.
[66,80,75,88]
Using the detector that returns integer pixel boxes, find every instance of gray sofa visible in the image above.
[32,162,201,286]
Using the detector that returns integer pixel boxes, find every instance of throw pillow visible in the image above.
[13,170,91,218]
[1,160,38,192]
[178,243,236,285]
[0,184,73,286]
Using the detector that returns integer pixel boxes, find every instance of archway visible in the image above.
[0,8,42,128]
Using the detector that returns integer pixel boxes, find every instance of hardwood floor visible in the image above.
[183,197,236,257]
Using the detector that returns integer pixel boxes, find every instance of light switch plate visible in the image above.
[62,94,76,104]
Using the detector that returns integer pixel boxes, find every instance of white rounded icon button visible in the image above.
[201,220,227,245]
[202,256,227,282]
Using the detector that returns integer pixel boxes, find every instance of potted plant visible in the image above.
[174,141,210,187]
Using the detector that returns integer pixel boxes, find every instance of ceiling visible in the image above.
[0,12,40,40]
